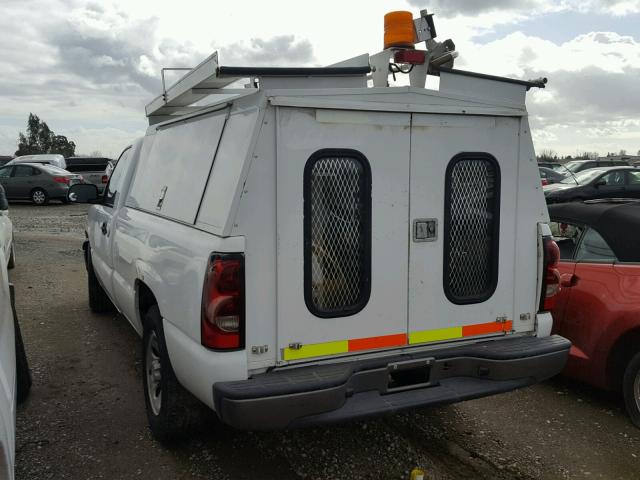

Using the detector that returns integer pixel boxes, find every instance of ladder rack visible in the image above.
[145,51,372,121]
[145,52,244,119]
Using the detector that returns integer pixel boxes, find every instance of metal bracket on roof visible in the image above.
[161,68,192,101]
[146,52,245,120]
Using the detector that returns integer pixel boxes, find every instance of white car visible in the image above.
[0,201,15,270]
[0,195,30,479]
[70,9,570,441]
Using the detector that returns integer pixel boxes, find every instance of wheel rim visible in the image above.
[32,190,45,204]
[634,369,640,413]
[145,332,162,415]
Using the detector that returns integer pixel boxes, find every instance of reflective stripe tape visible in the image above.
[411,320,513,345]
[409,326,462,344]
[348,333,407,352]
[282,321,512,361]
[462,321,506,336]
[283,340,348,361]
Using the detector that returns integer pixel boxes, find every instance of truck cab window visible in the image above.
[104,148,131,207]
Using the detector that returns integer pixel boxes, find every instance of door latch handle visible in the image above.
[101,222,108,235]
[560,273,578,287]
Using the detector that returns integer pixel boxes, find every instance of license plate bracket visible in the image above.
[386,357,437,393]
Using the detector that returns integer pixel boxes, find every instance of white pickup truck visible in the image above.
[70,9,570,441]
[0,190,31,479]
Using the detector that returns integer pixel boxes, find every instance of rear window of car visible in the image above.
[40,165,70,175]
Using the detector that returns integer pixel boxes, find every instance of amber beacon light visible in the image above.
[384,11,416,49]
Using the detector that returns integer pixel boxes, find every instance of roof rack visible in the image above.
[145,52,241,119]
[145,51,371,120]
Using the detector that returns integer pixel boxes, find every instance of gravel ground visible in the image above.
[9,203,640,479]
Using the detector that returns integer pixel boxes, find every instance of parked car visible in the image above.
[6,154,66,169]
[0,186,15,269]
[548,199,640,428]
[0,187,31,480]
[555,158,630,176]
[65,157,112,193]
[0,163,84,205]
[538,162,562,170]
[69,10,569,440]
[544,166,640,203]
[539,166,566,185]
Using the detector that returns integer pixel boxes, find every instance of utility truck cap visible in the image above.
[72,8,569,437]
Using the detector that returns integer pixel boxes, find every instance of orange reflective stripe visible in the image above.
[348,333,407,352]
[462,321,504,337]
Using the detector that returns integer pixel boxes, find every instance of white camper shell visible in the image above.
[76,11,569,436]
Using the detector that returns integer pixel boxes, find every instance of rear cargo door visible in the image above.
[276,108,410,363]
[408,114,519,346]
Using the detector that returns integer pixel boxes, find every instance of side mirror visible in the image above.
[594,180,606,188]
[68,184,100,204]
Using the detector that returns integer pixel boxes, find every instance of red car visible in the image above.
[548,199,640,428]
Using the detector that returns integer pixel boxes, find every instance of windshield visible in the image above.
[559,161,586,173]
[560,169,605,185]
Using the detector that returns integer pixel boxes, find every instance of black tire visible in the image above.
[12,296,31,404]
[7,241,15,269]
[87,248,115,313]
[142,305,204,442]
[30,188,48,205]
[623,352,640,428]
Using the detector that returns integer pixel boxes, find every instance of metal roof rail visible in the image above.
[146,51,372,121]
[145,52,247,119]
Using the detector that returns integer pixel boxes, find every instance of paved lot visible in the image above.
[9,203,640,479]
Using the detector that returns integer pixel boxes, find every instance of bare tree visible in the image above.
[537,148,557,162]
[574,151,599,160]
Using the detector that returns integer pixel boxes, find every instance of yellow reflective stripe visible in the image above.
[409,326,462,344]
[283,340,349,361]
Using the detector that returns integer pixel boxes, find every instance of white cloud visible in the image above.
[454,29,640,154]
[407,0,640,17]
[0,0,316,156]
[0,0,638,157]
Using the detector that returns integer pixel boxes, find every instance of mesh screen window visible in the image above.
[304,150,371,318]
[444,153,500,305]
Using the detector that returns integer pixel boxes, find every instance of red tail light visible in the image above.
[53,176,70,185]
[541,178,548,186]
[201,254,245,350]
[540,236,561,311]
[101,175,108,184]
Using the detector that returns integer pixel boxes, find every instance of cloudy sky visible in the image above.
[1,0,639,157]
